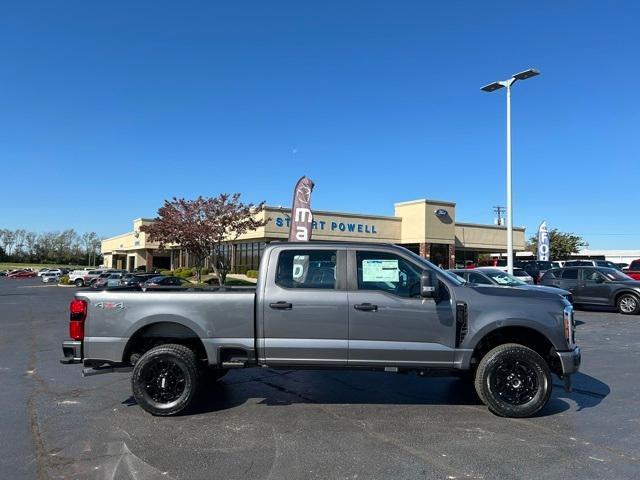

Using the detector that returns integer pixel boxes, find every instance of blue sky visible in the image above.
[1,1,638,249]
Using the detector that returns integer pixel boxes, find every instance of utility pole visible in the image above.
[493,206,505,226]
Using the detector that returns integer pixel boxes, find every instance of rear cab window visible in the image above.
[276,250,337,289]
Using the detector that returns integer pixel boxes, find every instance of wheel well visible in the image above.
[472,326,560,374]
[615,290,639,304]
[122,322,207,365]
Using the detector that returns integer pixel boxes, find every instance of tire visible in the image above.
[131,344,201,416]
[74,279,84,287]
[617,293,640,315]
[474,343,552,418]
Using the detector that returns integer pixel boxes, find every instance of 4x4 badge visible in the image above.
[95,301,124,310]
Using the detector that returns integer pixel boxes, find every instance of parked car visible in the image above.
[452,267,572,303]
[37,268,51,277]
[41,272,61,283]
[69,269,106,287]
[541,267,640,314]
[93,272,125,289]
[551,261,564,269]
[120,273,159,288]
[0,271,7,276]
[141,276,193,290]
[8,270,37,279]
[514,260,554,284]
[623,259,640,281]
[489,267,534,284]
[564,259,622,270]
[62,242,580,418]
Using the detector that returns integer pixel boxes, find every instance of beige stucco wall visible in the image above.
[455,223,525,251]
[101,201,527,255]
[261,207,401,243]
[394,199,456,245]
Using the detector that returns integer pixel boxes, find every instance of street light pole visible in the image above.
[506,80,513,275]
[481,69,540,275]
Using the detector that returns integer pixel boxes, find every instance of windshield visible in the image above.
[403,248,465,286]
[599,268,632,281]
[482,269,526,286]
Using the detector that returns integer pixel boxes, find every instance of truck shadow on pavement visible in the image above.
[122,369,609,418]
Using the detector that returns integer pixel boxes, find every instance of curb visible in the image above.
[57,284,76,288]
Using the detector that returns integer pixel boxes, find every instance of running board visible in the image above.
[82,364,133,377]
[221,360,247,369]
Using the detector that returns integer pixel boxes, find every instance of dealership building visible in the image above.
[101,198,526,272]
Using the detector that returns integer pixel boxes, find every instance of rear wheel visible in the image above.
[74,278,84,287]
[617,294,640,315]
[474,343,551,418]
[131,344,201,416]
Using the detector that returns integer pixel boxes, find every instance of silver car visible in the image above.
[452,267,573,304]
[41,272,60,283]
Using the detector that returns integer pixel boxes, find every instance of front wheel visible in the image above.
[474,343,552,418]
[74,278,84,287]
[131,344,201,416]
[617,294,640,315]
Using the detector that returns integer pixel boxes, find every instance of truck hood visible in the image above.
[516,284,571,296]
[466,284,568,302]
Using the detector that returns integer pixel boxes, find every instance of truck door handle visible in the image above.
[354,303,378,312]
[269,301,292,310]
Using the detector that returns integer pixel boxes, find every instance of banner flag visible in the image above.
[537,221,550,261]
[288,176,315,242]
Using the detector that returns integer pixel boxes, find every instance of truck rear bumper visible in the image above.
[60,340,82,364]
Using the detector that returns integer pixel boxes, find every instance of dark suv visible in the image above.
[541,267,640,314]
[515,260,554,284]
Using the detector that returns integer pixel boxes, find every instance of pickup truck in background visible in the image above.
[623,259,640,281]
[61,242,580,418]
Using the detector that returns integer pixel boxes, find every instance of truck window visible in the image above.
[276,250,337,289]
[356,251,422,298]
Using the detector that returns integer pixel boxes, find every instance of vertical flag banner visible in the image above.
[288,176,315,242]
[537,221,550,261]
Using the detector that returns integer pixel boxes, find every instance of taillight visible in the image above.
[69,299,87,340]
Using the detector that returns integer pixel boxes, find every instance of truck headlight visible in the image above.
[563,305,575,346]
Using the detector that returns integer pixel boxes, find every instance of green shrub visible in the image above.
[59,275,71,285]
[160,270,173,276]
[246,270,259,278]
[174,268,193,278]
[201,268,210,275]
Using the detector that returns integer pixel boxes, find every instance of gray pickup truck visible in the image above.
[61,242,580,418]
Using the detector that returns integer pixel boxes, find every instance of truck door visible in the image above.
[347,249,455,367]
[261,248,348,365]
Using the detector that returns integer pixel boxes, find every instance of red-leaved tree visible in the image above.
[141,194,267,284]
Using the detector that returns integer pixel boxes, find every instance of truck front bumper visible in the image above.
[556,346,581,391]
[60,340,82,364]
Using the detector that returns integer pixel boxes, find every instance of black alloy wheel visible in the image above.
[475,343,551,418]
[131,344,201,416]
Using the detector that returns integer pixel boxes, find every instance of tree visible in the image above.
[141,194,267,284]
[528,229,588,260]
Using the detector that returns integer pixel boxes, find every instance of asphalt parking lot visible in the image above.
[1,278,639,480]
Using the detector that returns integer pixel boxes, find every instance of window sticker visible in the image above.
[362,259,399,282]
[292,255,309,283]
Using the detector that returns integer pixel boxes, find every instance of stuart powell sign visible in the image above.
[537,221,550,261]
[288,176,315,242]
